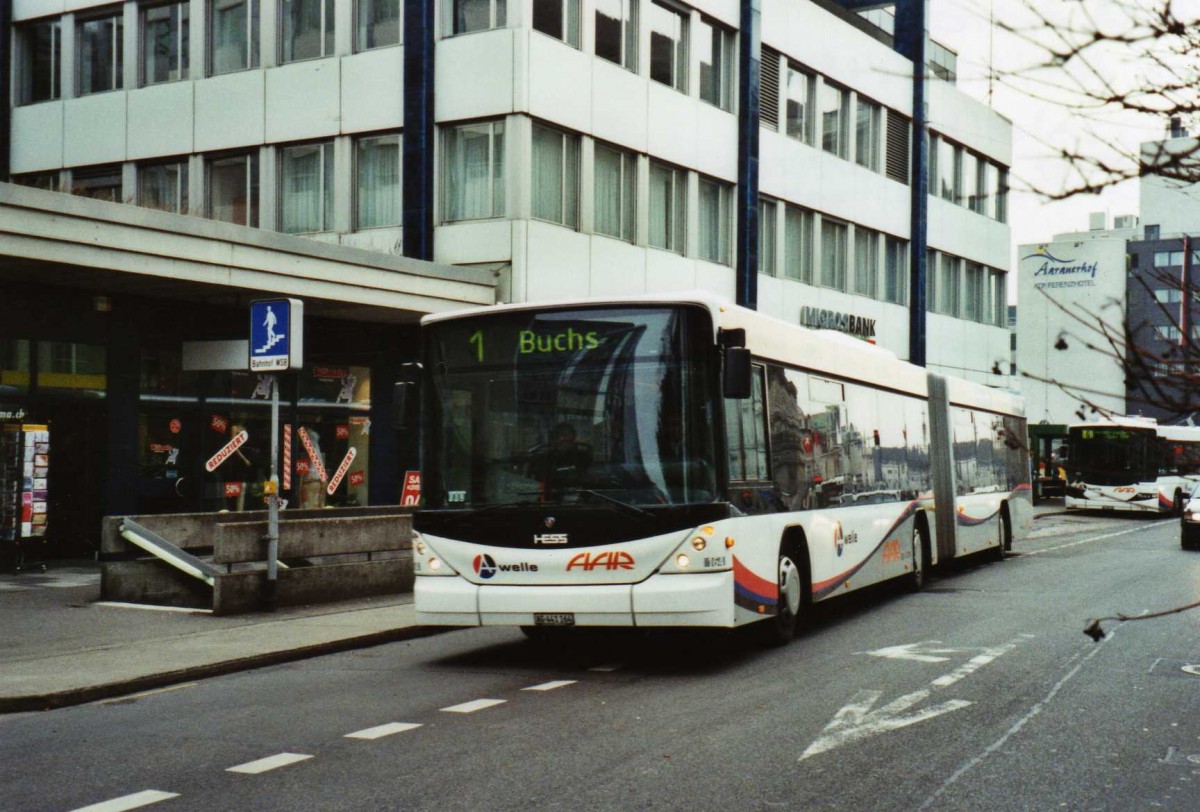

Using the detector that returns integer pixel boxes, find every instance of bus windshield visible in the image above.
[422,305,719,510]
[1067,426,1157,486]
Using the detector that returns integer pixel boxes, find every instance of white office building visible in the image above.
[0,0,1015,555]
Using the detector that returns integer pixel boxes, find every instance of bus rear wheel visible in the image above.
[994,506,1011,561]
[909,524,927,592]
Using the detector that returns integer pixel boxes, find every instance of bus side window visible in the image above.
[725,365,768,481]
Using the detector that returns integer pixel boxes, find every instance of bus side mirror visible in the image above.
[724,348,752,399]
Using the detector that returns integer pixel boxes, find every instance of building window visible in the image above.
[697,177,731,264]
[996,168,1008,223]
[785,64,814,144]
[883,236,908,305]
[71,165,123,202]
[280,142,334,233]
[142,2,190,85]
[1155,288,1184,303]
[1155,325,1183,342]
[138,160,189,214]
[594,143,636,242]
[594,0,636,71]
[451,0,506,34]
[758,198,777,276]
[531,124,580,228]
[444,120,506,222]
[355,134,401,229]
[533,0,580,47]
[78,12,124,95]
[989,269,1007,327]
[963,261,985,322]
[356,0,401,50]
[961,151,979,213]
[926,249,937,311]
[938,137,961,203]
[853,227,878,297]
[697,17,733,112]
[937,254,961,316]
[13,172,61,192]
[648,161,685,253]
[885,109,910,184]
[280,0,334,62]
[759,47,780,130]
[1154,251,1185,268]
[855,96,881,171]
[819,80,849,159]
[210,0,260,74]
[820,218,848,290]
[208,152,260,226]
[649,1,687,93]
[18,20,61,105]
[978,161,996,217]
[785,205,814,283]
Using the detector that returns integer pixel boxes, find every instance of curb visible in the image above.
[0,625,451,714]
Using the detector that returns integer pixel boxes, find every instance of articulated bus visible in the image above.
[1065,419,1200,514]
[412,294,1032,642]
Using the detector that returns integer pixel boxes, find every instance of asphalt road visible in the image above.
[5,511,1200,811]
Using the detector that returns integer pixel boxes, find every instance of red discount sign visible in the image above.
[401,471,421,506]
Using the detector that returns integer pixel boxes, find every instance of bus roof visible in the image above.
[422,292,1022,413]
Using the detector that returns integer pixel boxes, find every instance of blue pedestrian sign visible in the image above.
[250,298,304,371]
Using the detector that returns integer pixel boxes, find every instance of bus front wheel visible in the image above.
[760,549,804,646]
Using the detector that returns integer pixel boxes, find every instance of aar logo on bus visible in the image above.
[473,554,498,579]
[834,522,845,557]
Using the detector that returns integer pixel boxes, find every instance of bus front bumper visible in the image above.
[414,571,736,628]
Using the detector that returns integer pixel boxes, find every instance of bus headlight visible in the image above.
[691,537,707,551]
[414,538,428,556]
[675,553,691,569]
[429,557,443,571]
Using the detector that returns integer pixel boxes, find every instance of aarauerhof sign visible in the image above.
[800,306,877,339]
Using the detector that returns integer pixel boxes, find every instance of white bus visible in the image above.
[1065,419,1200,514]
[412,294,1032,642]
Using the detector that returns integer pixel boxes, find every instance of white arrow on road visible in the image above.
[801,635,1032,761]
[800,688,971,760]
[860,641,967,663]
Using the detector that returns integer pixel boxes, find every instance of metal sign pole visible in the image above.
[266,374,280,609]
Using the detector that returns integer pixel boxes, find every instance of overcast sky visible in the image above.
[926,0,1169,278]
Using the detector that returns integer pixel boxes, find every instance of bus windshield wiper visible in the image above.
[562,489,656,521]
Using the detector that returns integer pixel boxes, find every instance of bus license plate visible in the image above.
[534,613,575,627]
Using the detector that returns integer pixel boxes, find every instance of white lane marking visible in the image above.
[588,663,623,672]
[98,684,198,705]
[70,790,179,812]
[440,698,507,714]
[918,632,1117,810]
[226,753,313,774]
[93,601,213,614]
[802,635,1030,761]
[1022,521,1171,556]
[523,680,577,692]
[345,722,423,740]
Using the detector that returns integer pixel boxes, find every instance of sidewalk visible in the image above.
[0,564,435,713]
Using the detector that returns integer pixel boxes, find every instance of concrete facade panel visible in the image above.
[693,103,737,183]
[645,247,696,291]
[266,59,342,143]
[13,1,66,22]
[195,71,266,152]
[589,237,647,296]
[64,93,127,167]
[928,80,1011,166]
[591,62,648,153]
[527,35,592,134]
[434,220,514,265]
[524,220,591,299]
[127,82,195,160]
[928,197,1009,269]
[10,103,65,172]
[436,31,515,122]
[340,48,405,135]
[646,84,698,168]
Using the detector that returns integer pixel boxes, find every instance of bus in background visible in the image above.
[412,294,1032,643]
[1064,419,1200,513]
